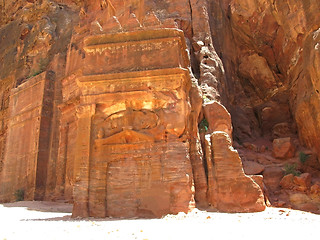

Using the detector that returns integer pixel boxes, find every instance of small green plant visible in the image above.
[299,151,309,164]
[14,189,25,202]
[27,69,43,79]
[199,118,209,133]
[284,163,301,176]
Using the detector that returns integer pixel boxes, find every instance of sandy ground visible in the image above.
[1,201,320,240]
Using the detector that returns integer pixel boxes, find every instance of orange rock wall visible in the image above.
[0,72,54,201]
[0,78,14,177]
[210,0,320,151]
[0,0,299,217]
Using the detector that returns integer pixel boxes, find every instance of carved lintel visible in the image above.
[76,104,96,119]
[58,97,80,111]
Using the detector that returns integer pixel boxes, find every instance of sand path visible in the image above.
[0,201,319,240]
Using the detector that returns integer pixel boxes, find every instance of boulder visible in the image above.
[289,193,311,206]
[298,203,319,212]
[243,142,259,152]
[280,174,295,190]
[259,145,267,153]
[293,173,312,192]
[263,167,284,191]
[203,101,232,137]
[274,201,286,207]
[280,173,312,192]
[272,137,296,159]
[242,161,265,175]
[238,54,278,99]
[310,183,320,194]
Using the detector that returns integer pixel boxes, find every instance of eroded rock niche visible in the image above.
[0,0,266,218]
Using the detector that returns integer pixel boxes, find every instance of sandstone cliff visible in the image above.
[0,0,319,216]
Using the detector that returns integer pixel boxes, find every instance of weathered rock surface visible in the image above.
[206,131,265,212]
[242,161,265,175]
[272,138,296,159]
[203,101,232,137]
[311,183,320,194]
[293,173,312,192]
[210,0,320,160]
[279,172,320,212]
[280,174,295,190]
[263,167,285,192]
[0,72,54,202]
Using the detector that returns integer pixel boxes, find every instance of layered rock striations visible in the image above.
[2,0,320,216]
[208,0,320,212]
[210,0,320,148]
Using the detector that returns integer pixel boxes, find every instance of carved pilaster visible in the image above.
[72,104,95,217]
[54,123,69,198]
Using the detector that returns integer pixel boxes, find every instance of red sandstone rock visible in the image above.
[280,173,317,192]
[188,83,208,207]
[0,72,54,202]
[243,142,259,152]
[207,131,265,212]
[3,0,320,218]
[298,153,320,173]
[280,174,295,190]
[298,203,319,213]
[212,0,320,163]
[272,138,296,159]
[238,53,278,99]
[250,175,264,190]
[263,167,285,191]
[274,201,286,207]
[289,193,311,207]
[272,122,292,139]
[203,101,232,137]
[310,183,320,194]
[250,175,271,206]
[293,173,312,192]
[242,161,264,175]
[260,145,266,153]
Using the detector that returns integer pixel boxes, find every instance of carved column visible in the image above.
[72,104,95,217]
[88,142,107,218]
[54,123,69,199]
